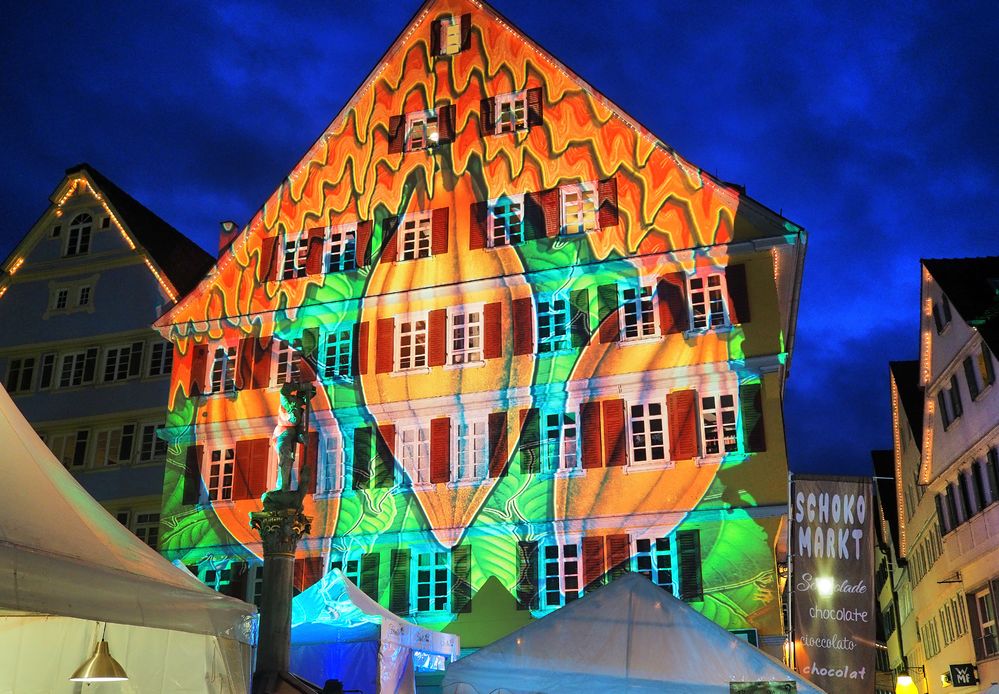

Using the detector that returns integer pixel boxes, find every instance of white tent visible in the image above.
[443,573,825,694]
[0,386,256,693]
[290,569,459,693]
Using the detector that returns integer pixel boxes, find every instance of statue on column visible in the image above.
[263,380,316,512]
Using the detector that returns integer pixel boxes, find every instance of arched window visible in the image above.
[66,213,93,256]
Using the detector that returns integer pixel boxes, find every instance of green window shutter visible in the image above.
[569,287,591,348]
[352,427,372,490]
[519,408,541,474]
[359,552,380,602]
[597,283,619,343]
[452,545,473,614]
[183,445,203,505]
[677,530,703,602]
[389,549,411,615]
[516,540,539,611]
[739,382,766,452]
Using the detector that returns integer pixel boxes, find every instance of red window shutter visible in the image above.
[375,424,396,489]
[428,308,448,367]
[582,536,606,588]
[251,337,272,389]
[189,344,208,396]
[483,302,502,359]
[602,399,627,467]
[540,188,561,237]
[233,439,253,500]
[523,191,545,240]
[430,416,451,483]
[258,235,280,282]
[437,104,457,144]
[725,264,751,324]
[597,283,619,344]
[429,18,442,56]
[526,87,543,128]
[305,227,325,275]
[469,201,489,249]
[293,557,323,593]
[597,177,618,228]
[388,115,406,154]
[183,445,203,505]
[580,401,603,469]
[356,321,369,375]
[479,97,495,135]
[668,389,699,461]
[488,411,509,478]
[512,297,534,356]
[381,216,399,263]
[355,220,372,267]
[459,13,472,51]
[657,272,688,334]
[234,337,253,390]
[248,438,272,498]
[375,317,395,374]
[432,208,449,256]
[605,534,631,580]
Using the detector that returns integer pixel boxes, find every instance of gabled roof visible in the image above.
[889,360,923,445]
[870,449,900,552]
[923,255,999,354]
[64,163,215,296]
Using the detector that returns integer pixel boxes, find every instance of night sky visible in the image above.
[3,2,997,476]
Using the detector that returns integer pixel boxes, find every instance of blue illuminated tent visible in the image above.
[290,569,459,693]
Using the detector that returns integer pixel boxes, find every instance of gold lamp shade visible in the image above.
[69,639,128,682]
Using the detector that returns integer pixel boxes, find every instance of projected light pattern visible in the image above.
[155,0,800,647]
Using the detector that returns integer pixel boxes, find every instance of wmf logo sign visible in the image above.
[948,664,978,687]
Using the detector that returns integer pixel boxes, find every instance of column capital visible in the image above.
[250,508,312,557]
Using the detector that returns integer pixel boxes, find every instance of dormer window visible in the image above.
[431,14,471,57]
[65,213,93,257]
[388,105,456,154]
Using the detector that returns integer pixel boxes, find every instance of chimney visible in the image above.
[218,220,240,257]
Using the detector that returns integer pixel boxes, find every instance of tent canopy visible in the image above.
[443,573,824,694]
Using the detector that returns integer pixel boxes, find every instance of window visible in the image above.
[450,308,483,364]
[93,425,134,466]
[78,286,91,306]
[38,353,56,389]
[319,433,343,493]
[399,210,433,260]
[330,553,362,586]
[282,234,309,280]
[560,183,598,235]
[634,537,676,594]
[620,284,656,340]
[542,412,578,472]
[210,346,237,394]
[103,344,137,382]
[938,374,964,430]
[406,111,438,152]
[54,289,69,310]
[59,348,98,388]
[415,551,451,612]
[489,195,525,246]
[206,448,235,501]
[139,424,167,462]
[965,346,996,400]
[399,424,431,486]
[494,91,528,134]
[134,512,159,549]
[975,587,998,657]
[455,419,488,481]
[436,15,463,56]
[51,224,62,238]
[701,394,738,455]
[202,565,233,593]
[48,430,89,468]
[6,357,35,393]
[66,213,92,256]
[537,296,569,353]
[542,543,582,608]
[148,342,173,377]
[932,295,953,334]
[323,328,353,380]
[398,317,428,370]
[629,402,667,465]
[274,341,302,386]
[326,227,357,273]
[689,274,729,330]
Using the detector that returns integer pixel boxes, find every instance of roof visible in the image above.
[889,360,923,445]
[870,449,900,552]
[65,163,215,296]
[923,255,999,355]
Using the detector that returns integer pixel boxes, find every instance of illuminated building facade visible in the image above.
[153,0,806,652]
[0,164,214,549]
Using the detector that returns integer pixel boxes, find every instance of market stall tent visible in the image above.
[290,569,459,693]
[0,386,255,693]
[442,573,825,694]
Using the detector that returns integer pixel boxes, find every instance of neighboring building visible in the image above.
[0,164,214,549]
[153,0,806,655]
[916,256,999,690]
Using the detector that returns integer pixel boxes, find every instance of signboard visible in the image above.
[791,475,875,694]
[949,663,978,687]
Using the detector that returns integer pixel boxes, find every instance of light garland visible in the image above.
[891,378,907,556]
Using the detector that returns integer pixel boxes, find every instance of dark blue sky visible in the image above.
[3,2,997,475]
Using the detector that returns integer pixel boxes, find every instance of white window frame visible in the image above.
[319,431,344,495]
[103,343,134,383]
[414,550,451,613]
[633,535,678,596]
[282,233,309,280]
[398,210,433,261]
[542,411,578,473]
[66,213,93,256]
[494,91,528,134]
[326,225,357,273]
[397,314,429,371]
[54,288,69,310]
[59,348,98,388]
[47,429,89,468]
[620,283,657,341]
[628,401,668,467]
[976,587,998,657]
[449,306,484,365]
[560,182,598,235]
[273,341,302,386]
[330,551,363,586]
[541,541,582,609]
[454,417,489,482]
[323,327,354,381]
[5,356,35,394]
[536,295,570,354]
[437,15,462,56]
[148,342,173,377]
[38,352,56,390]
[700,392,738,457]
[405,111,439,152]
[138,423,167,462]
[77,285,92,306]
[92,426,124,467]
[398,423,431,487]
[488,194,526,246]
[209,345,237,394]
[133,511,160,548]
[205,447,235,502]
[688,272,729,331]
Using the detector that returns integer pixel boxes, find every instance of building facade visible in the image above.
[153,0,806,652]
[0,164,214,549]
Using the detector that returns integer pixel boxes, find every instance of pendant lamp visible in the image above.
[69,624,128,682]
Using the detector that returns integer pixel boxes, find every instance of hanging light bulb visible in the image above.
[69,624,128,682]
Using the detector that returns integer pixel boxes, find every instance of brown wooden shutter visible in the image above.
[479,97,495,135]
[469,201,489,249]
[293,557,323,593]
[725,264,751,324]
[483,302,502,359]
[235,338,254,390]
[519,408,541,474]
[459,13,472,51]
[668,389,699,461]
[429,18,442,56]
[375,424,396,489]
[430,416,451,484]
[606,534,631,581]
[597,177,618,228]
[540,188,561,237]
[251,337,273,389]
[356,322,369,376]
[355,220,372,267]
[512,297,534,356]
[602,399,627,467]
[657,272,688,334]
[189,345,208,396]
[516,540,538,610]
[428,308,448,367]
[488,411,509,478]
[301,431,319,494]
[258,235,281,282]
[582,536,606,589]
[381,216,400,263]
[353,426,372,490]
[305,227,326,275]
[248,438,272,498]
[740,382,766,452]
[597,283,619,343]
[183,445,203,505]
[677,529,703,601]
[359,552,380,601]
[437,104,457,144]
[526,87,543,128]
[452,544,472,613]
[523,191,545,240]
[432,207,449,256]
[375,317,395,374]
[569,288,590,348]
[233,439,253,500]
[580,401,603,469]
[388,115,406,154]
[389,548,411,615]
